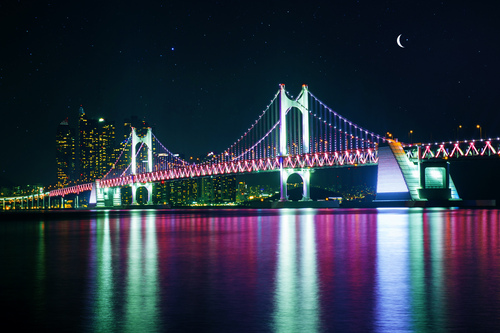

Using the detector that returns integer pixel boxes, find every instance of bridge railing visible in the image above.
[404,139,500,161]
[49,183,94,197]
[98,149,378,188]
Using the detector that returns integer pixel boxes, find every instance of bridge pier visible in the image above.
[94,185,122,208]
[278,84,311,202]
[376,141,460,202]
[280,168,312,201]
[132,183,153,205]
[113,188,121,206]
[280,161,287,201]
[96,187,106,207]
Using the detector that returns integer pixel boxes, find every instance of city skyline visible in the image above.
[1,1,499,186]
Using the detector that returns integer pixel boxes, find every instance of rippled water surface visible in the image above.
[1,208,500,332]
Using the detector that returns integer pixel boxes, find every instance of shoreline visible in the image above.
[0,199,497,218]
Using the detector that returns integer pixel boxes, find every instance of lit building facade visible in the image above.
[214,176,236,202]
[78,106,116,183]
[97,118,116,178]
[78,107,95,183]
[199,176,236,204]
[56,118,75,187]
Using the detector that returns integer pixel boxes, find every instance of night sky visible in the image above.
[1,1,499,186]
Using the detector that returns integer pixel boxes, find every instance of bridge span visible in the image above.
[3,85,500,209]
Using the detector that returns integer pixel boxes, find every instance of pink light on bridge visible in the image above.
[50,183,93,197]
[97,150,379,189]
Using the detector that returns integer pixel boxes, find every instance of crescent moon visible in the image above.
[397,34,405,48]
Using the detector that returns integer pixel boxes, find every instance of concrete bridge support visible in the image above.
[113,188,121,206]
[280,168,312,201]
[279,84,311,201]
[376,141,460,202]
[96,187,105,208]
[132,183,153,205]
[96,186,122,207]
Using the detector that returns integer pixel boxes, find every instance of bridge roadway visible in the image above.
[3,139,499,209]
[49,138,500,198]
[1,192,50,210]
[99,149,378,188]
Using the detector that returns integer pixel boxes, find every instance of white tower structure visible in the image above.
[279,84,311,201]
[131,127,153,205]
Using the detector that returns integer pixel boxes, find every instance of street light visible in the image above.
[477,124,482,140]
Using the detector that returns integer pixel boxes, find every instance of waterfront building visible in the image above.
[56,118,75,187]
[78,106,96,183]
[97,117,116,178]
[199,176,236,204]
[214,176,236,202]
[77,106,116,183]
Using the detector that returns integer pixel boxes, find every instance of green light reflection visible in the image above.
[409,209,426,331]
[124,211,159,332]
[429,210,446,331]
[35,221,46,321]
[273,211,319,332]
[94,213,114,332]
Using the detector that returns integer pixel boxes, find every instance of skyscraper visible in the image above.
[78,106,116,183]
[55,118,75,188]
[97,117,116,178]
[78,106,96,183]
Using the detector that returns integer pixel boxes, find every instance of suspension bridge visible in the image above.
[3,84,500,209]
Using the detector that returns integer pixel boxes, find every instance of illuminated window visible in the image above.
[424,167,446,188]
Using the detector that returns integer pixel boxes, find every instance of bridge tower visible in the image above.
[131,127,153,205]
[279,84,311,201]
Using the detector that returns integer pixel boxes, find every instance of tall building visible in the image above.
[214,176,236,202]
[56,118,75,187]
[78,106,116,183]
[78,106,97,183]
[97,118,116,178]
[199,176,236,204]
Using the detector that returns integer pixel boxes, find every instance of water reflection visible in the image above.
[375,208,449,332]
[83,211,159,332]
[94,212,114,332]
[35,221,45,323]
[425,209,446,331]
[273,210,319,332]
[3,209,500,331]
[375,209,411,332]
[124,210,159,332]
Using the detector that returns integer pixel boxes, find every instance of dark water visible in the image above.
[1,208,500,332]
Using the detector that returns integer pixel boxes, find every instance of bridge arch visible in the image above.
[133,183,152,205]
[280,168,311,201]
[131,127,153,175]
[130,127,153,205]
[279,84,309,156]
